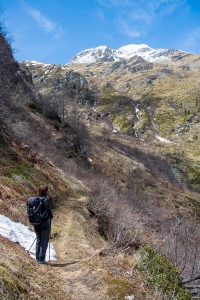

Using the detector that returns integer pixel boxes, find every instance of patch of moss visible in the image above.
[113,114,133,134]
[28,101,42,113]
[2,176,14,186]
[137,247,192,299]
[3,160,41,182]
[142,92,162,104]
[0,265,28,299]
[154,106,176,125]
[15,281,28,294]
[188,164,200,185]
[153,106,176,135]
[106,276,136,299]
[98,88,133,113]
[171,155,184,164]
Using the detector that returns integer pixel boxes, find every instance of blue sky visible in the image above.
[1,0,200,64]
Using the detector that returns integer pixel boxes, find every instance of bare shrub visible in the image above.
[87,176,141,252]
[155,217,200,295]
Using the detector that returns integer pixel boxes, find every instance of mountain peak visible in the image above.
[70,44,182,64]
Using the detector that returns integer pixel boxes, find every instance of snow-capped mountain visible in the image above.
[70,44,183,64]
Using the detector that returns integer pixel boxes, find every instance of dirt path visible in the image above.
[43,196,156,300]
[48,196,109,300]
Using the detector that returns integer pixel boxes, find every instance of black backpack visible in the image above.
[27,196,47,225]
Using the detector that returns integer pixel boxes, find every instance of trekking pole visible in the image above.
[49,218,51,264]
[27,237,36,252]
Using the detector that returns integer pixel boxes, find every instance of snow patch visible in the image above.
[156,135,172,143]
[135,105,140,119]
[0,214,57,261]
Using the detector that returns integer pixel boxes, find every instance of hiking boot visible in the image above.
[38,260,47,264]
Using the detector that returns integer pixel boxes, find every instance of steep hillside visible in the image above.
[1,96,196,299]
[22,45,200,191]
[1,34,200,299]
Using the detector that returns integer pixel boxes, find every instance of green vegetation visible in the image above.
[142,92,162,104]
[138,247,192,299]
[106,276,136,299]
[97,88,136,133]
[28,101,42,113]
[153,105,176,135]
[188,164,200,185]
[0,264,28,298]
[3,161,40,182]
[171,154,184,165]
[113,114,133,134]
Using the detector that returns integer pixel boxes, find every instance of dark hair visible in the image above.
[39,185,48,197]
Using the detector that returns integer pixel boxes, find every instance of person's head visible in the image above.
[39,185,48,197]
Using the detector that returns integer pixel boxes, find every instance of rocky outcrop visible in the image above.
[22,62,88,89]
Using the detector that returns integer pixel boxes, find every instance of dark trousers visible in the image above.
[35,227,50,262]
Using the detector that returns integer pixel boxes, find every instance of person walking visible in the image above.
[34,185,53,264]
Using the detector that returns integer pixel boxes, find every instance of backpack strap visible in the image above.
[39,196,48,218]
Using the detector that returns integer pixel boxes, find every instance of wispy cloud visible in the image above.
[95,0,130,8]
[184,27,200,49]
[95,0,187,37]
[146,0,187,18]
[117,18,143,37]
[108,0,131,7]
[21,1,66,39]
[89,8,105,22]
[129,0,187,25]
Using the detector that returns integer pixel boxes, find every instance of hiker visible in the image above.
[34,185,53,264]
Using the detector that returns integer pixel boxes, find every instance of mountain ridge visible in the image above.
[69,43,185,64]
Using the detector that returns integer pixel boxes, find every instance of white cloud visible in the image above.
[130,8,153,25]
[184,27,200,48]
[117,18,143,37]
[96,0,187,37]
[147,0,187,17]
[21,2,66,39]
[25,7,56,33]
[130,0,187,25]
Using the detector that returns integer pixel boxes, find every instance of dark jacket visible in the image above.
[34,196,53,231]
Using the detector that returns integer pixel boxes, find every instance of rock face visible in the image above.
[0,33,33,99]
[22,61,88,88]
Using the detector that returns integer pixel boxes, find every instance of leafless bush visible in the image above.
[0,10,16,100]
[126,166,143,194]
[156,217,200,287]
[10,84,32,106]
[87,176,141,251]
